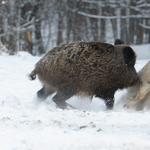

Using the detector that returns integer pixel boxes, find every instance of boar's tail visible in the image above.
[29,69,37,80]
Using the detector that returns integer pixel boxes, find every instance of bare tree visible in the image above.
[1,0,150,55]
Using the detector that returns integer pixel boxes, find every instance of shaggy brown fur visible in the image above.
[29,41,138,109]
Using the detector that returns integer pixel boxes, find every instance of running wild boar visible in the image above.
[29,41,138,110]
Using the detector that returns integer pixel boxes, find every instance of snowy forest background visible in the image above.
[0,0,150,55]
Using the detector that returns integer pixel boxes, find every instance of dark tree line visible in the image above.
[0,0,150,55]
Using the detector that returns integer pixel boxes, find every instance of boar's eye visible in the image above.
[123,46,135,66]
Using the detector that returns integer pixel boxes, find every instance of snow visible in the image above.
[0,45,150,150]
[1,1,5,5]
[131,44,150,60]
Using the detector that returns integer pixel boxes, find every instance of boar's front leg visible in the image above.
[52,90,76,110]
[96,90,115,109]
[105,98,114,109]
[37,86,55,99]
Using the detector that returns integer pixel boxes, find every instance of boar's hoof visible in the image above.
[52,92,76,110]
[54,99,76,110]
[105,99,114,110]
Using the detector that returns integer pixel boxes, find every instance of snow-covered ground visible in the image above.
[0,45,150,150]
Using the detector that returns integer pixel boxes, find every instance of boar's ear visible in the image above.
[114,39,124,45]
[123,46,135,66]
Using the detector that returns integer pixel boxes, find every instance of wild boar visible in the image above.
[29,41,138,110]
[124,61,150,109]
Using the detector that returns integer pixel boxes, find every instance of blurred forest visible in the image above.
[0,0,150,55]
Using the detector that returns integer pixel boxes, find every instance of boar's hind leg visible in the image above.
[37,86,55,99]
[53,90,75,109]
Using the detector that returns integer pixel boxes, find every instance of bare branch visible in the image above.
[78,11,150,19]
[139,23,150,29]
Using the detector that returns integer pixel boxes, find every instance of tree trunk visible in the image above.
[57,12,63,46]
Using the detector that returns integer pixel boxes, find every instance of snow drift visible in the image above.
[0,45,150,150]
